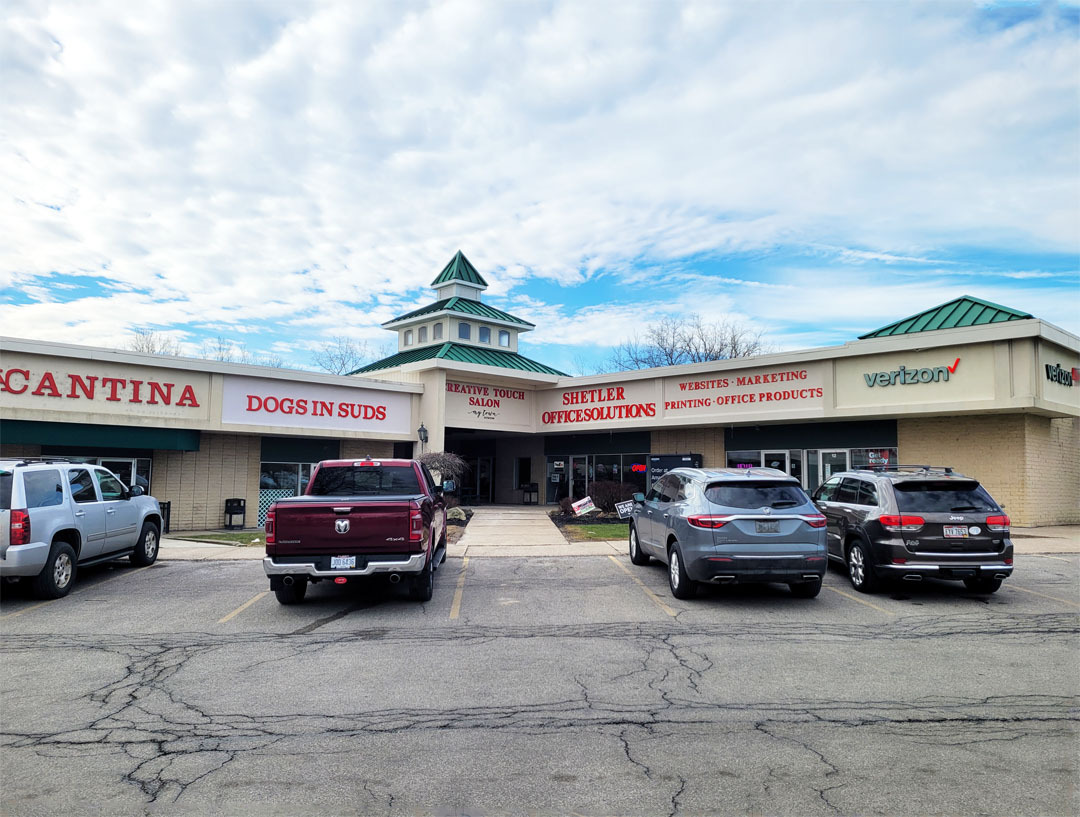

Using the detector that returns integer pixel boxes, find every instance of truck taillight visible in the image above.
[409,506,424,544]
[265,507,276,545]
[879,514,924,532]
[10,509,30,545]
[986,514,1010,531]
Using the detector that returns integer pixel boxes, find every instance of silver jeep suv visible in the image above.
[629,467,828,599]
[0,458,163,598]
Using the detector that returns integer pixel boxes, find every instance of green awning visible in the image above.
[860,296,1033,339]
[0,420,201,451]
[350,342,566,376]
[383,296,534,327]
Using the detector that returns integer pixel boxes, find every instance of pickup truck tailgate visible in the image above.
[272,497,419,555]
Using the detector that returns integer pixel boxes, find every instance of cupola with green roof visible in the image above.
[351,251,566,376]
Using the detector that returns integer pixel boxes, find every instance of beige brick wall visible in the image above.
[898,415,1079,527]
[651,426,725,469]
[340,439,394,459]
[153,433,261,531]
[0,444,42,459]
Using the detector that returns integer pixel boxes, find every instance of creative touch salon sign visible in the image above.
[221,375,411,435]
[444,380,533,430]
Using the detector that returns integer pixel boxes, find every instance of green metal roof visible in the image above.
[349,342,567,376]
[384,296,534,327]
[431,251,488,288]
[859,296,1034,339]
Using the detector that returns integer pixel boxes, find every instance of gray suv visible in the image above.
[0,459,163,598]
[813,466,1013,594]
[629,468,828,599]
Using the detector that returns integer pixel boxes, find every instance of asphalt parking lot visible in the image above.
[1,551,1078,816]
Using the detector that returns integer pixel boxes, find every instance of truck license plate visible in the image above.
[330,556,356,569]
[944,526,969,538]
[755,521,780,534]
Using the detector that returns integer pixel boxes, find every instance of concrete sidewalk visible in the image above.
[158,517,1080,561]
[452,506,621,558]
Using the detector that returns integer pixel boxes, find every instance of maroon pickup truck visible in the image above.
[263,458,453,604]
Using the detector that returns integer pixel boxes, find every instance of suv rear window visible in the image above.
[0,470,11,510]
[894,481,999,513]
[24,470,64,508]
[705,481,810,510]
[309,465,421,496]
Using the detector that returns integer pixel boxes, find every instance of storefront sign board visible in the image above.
[0,353,211,421]
[444,380,534,430]
[662,364,826,421]
[221,375,411,435]
[835,345,994,408]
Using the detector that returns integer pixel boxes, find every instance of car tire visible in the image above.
[963,576,1002,594]
[32,542,77,600]
[410,558,434,602]
[667,541,697,600]
[846,539,879,594]
[789,579,822,599]
[274,580,307,605]
[629,524,650,566]
[129,521,160,567]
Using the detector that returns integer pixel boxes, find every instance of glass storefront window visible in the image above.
[593,455,620,484]
[622,454,650,492]
[851,447,899,470]
[727,450,761,469]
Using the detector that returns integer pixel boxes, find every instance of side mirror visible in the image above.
[633,492,645,503]
[443,480,456,493]
[129,485,145,498]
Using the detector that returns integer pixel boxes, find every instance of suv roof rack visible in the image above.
[860,464,955,474]
[9,457,74,467]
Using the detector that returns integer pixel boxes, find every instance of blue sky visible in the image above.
[2,0,1077,376]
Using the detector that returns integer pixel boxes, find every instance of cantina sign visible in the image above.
[0,368,201,407]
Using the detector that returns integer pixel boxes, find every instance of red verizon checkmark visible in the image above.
[947,357,960,374]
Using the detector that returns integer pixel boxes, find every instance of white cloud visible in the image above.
[1,1,1077,356]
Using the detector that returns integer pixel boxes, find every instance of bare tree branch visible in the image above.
[311,336,384,375]
[128,328,182,356]
[603,313,770,371]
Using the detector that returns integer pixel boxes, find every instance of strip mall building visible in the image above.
[2,253,1078,528]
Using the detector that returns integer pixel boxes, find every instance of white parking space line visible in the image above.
[1007,585,1080,608]
[218,591,269,623]
[823,585,896,616]
[607,555,677,617]
[449,556,469,620]
[1,566,155,621]
[0,600,52,621]
[1028,554,1073,563]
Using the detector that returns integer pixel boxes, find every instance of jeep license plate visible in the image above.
[330,556,356,569]
[755,521,780,534]
[943,526,969,538]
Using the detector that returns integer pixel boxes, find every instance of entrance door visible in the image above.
[762,451,789,473]
[570,456,588,500]
[819,450,849,483]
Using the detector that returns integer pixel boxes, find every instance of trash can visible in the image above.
[224,498,246,530]
[159,501,172,534]
[521,483,539,505]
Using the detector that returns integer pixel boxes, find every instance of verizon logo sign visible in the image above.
[864,358,960,387]
[1045,363,1079,387]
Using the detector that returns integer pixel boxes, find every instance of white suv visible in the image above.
[0,459,163,598]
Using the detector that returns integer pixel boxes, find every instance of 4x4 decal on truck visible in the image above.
[863,358,960,387]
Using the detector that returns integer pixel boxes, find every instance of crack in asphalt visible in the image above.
[2,608,1077,810]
